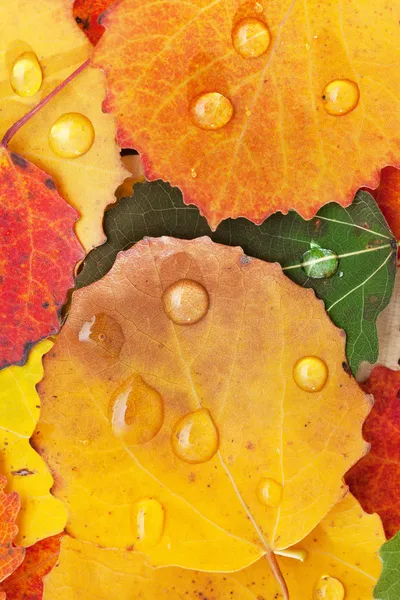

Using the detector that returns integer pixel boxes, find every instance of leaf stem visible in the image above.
[1,59,90,147]
[266,551,289,600]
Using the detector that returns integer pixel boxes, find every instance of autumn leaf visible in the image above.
[347,366,400,539]
[374,531,400,600]
[0,340,67,544]
[76,182,397,375]
[42,494,383,599]
[0,0,125,252]
[94,0,400,227]
[0,535,61,600]
[0,476,25,591]
[369,167,400,242]
[0,150,83,369]
[73,0,116,45]
[34,236,371,595]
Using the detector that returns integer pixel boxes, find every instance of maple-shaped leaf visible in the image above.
[369,167,400,242]
[0,340,67,544]
[43,494,384,599]
[347,366,400,539]
[34,236,371,594]
[374,531,400,600]
[0,535,61,600]
[0,476,25,590]
[76,182,397,375]
[73,0,116,44]
[0,151,83,369]
[94,0,400,227]
[0,0,125,252]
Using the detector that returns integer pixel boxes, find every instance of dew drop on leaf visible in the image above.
[322,79,360,116]
[256,478,282,508]
[189,92,233,130]
[109,376,164,445]
[232,17,271,59]
[313,575,345,600]
[49,112,95,158]
[78,313,125,358]
[301,246,338,279]
[171,408,219,464]
[10,51,43,97]
[293,357,328,393]
[131,498,164,550]
[162,279,209,325]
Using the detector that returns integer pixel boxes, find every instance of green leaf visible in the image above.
[375,532,400,600]
[76,183,397,375]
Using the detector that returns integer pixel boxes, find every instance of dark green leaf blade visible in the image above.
[375,533,400,600]
[77,182,397,375]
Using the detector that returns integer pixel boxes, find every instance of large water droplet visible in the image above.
[293,356,328,393]
[171,408,219,464]
[301,246,338,279]
[322,79,360,116]
[131,498,164,550]
[78,313,125,357]
[189,93,233,130]
[232,17,271,59]
[162,279,209,325]
[10,52,43,97]
[313,575,345,600]
[49,112,95,158]
[256,478,282,508]
[110,376,163,445]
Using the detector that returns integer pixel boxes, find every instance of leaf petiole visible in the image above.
[266,552,290,600]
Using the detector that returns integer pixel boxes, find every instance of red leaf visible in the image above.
[347,366,400,538]
[73,0,116,44]
[0,149,83,369]
[0,476,25,586]
[368,167,400,240]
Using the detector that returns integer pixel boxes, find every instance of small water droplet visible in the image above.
[162,279,209,325]
[49,112,95,158]
[313,575,345,600]
[305,43,311,50]
[256,478,282,508]
[254,2,263,12]
[293,356,328,393]
[10,51,43,97]
[191,168,197,178]
[171,408,219,464]
[301,246,338,279]
[79,313,125,358]
[189,92,233,130]
[245,106,252,116]
[338,271,344,278]
[322,79,360,116]
[232,17,271,59]
[78,439,90,446]
[131,498,164,550]
[110,376,163,445]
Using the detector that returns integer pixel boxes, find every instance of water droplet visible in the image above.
[254,2,263,12]
[189,93,233,130]
[338,271,344,278]
[49,112,95,158]
[171,408,219,464]
[256,478,282,508]
[131,498,164,550]
[79,313,125,357]
[78,439,90,446]
[293,356,328,393]
[162,279,209,325]
[232,17,271,59]
[322,79,360,116]
[301,246,338,279]
[191,168,197,178]
[305,43,311,50]
[10,52,43,97]
[110,376,163,445]
[313,575,345,600]
[245,106,252,116]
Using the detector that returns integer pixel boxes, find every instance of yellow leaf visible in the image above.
[0,340,67,547]
[43,493,384,599]
[0,0,126,251]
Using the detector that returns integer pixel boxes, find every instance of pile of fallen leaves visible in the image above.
[1,0,400,598]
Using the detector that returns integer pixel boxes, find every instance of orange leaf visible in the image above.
[0,476,25,587]
[34,237,370,593]
[0,535,61,600]
[0,150,83,369]
[93,0,400,227]
[73,0,116,45]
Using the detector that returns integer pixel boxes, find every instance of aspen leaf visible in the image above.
[374,531,400,600]
[0,0,125,251]
[0,476,25,591]
[369,167,400,241]
[43,494,384,600]
[35,237,371,591]
[73,0,116,45]
[94,0,400,227]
